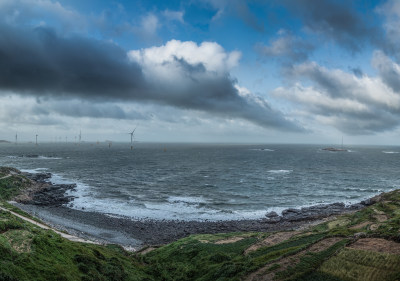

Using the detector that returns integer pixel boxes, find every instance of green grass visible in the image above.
[327,218,350,230]
[275,239,349,280]
[0,210,150,281]
[143,234,257,280]
[320,248,400,281]
[0,176,30,200]
[248,233,325,261]
[193,231,261,243]
[0,168,32,201]
[295,272,346,281]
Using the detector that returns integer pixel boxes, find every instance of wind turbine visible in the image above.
[15,133,17,145]
[35,134,38,146]
[129,127,136,150]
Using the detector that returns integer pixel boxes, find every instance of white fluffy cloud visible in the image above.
[129,39,241,77]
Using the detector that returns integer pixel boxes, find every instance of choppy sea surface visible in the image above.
[0,143,399,221]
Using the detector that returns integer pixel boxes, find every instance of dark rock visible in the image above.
[348,203,364,210]
[331,202,345,208]
[23,172,52,182]
[361,199,373,206]
[265,216,282,223]
[22,173,76,207]
[265,211,279,218]
[282,208,301,215]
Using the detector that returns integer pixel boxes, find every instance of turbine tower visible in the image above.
[15,133,17,145]
[129,127,136,150]
[35,134,38,146]
[79,130,81,143]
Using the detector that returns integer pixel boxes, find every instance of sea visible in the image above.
[0,142,399,221]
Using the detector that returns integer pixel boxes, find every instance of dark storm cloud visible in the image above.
[0,24,145,99]
[280,0,379,52]
[0,23,303,132]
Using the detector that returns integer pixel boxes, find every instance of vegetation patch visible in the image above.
[246,238,346,281]
[275,239,348,280]
[327,218,350,229]
[349,221,372,230]
[0,175,31,201]
[143,234,258,280]
[194,231,259,243]
[244,231,300,255]
[3,229,33,253]
[348,238,400,255]
[320,248,400,281]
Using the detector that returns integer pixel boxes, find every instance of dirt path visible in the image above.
[0,175,12,180]
[0,206,99,244]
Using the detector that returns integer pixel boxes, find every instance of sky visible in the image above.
[1,0,400,144]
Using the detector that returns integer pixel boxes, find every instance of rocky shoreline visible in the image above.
[12,171,378,249]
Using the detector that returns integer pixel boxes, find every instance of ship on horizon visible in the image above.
[322,137,348,152]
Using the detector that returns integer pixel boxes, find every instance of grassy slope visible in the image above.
[0,167,399,280]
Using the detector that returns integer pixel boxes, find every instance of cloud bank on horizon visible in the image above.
[1,0,400,143]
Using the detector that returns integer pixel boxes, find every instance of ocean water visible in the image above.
[0,143,399,221]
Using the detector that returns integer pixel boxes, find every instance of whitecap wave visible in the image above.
[382,151,399,154]
[67,194,274,221]
[6,155,62,159]
[20,168,49,174]
[267,169,292,174]
[167,196,208,204]
[37,156,63,160]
